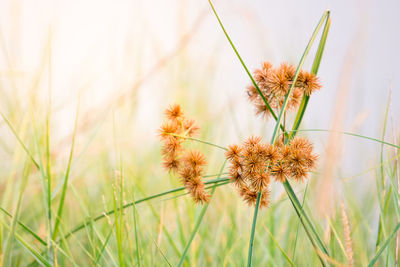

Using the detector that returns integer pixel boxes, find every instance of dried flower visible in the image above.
[247,61,322,120]
[226,135,318,207]
[159,104,210,204]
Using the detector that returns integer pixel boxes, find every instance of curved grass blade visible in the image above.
[0,111,40,169]
[368,221,400,267]
[247,10,330,267]
[207,0,286,133]
[289,15,331,137]
[52,100,80,240]
[0,218,52,267]
[3,160,31,266]
[263,225,294,266]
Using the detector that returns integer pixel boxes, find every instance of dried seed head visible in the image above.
[182,150,207,169]
[226,144,242,161]
[260,189,271,208]
[267,68,290,97]
[165,104,184,121]
[162,155,181,173]
[271,161,290,183]
[183,119,199,137]
[158,121,179,139]
[298,71,321,95]
[161,136,183,156]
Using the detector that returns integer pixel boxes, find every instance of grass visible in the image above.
[0,1,399,266]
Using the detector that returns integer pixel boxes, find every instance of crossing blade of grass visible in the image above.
[30,107,54,260]
[94,227,114,265]
[207,0,287,133]
[177,161,226,267]
[368,221,400,267]
[0,111,40,169]
[291,182,309,261]
[263,225,294,266]
[3,160,31,266]
[52,100,79,240]
[0,218,52,267]
[326,216,347,258]
[62,177,230,241]
[289,14,331,137]
[0,207,47,246]
[247,10,330,267]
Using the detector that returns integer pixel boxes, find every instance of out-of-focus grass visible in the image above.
[0,1,399,266]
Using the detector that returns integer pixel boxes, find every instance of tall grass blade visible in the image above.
[207,0,287,133]
[247,10,330,266]
[289,15,331,137]
[0,218,52,267]
[368,221,400,267]
[0,111,40,169]
[52,100,80,239]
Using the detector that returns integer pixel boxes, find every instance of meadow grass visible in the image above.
[0,2,399,267]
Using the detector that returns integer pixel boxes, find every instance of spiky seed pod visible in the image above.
[244,136,262,150]
[162,155,181,173]
[240,185,258,206]
[161,136,183,156]
[260,189,271,208]
[279,62,296,80]
[247,61,322,121]
[271,161,290,182]
[182,150,207,169]
[266,68,290,97]
[165,104,184,121]
[158,121,179,139]
[159,105,211,204]
[226,144,242,161]
[183,118,199,137]
[297,71,321,95]
[262,144,279,163]
[287,87,303,110]
[254,101,271,119]
[246,84,260,102]
[250,172,270,192]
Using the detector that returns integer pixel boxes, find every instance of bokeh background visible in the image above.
[0,0,399,265]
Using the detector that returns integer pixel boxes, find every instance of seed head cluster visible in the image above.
[247,61,321,119]
[226,135,318,208]
[159,104,210,204]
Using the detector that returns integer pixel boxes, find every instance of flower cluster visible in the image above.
[247,61,321,119]
[226,135,318,208]
[159,104,210,204]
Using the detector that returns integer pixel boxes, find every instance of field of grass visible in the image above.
[0,0,399,266]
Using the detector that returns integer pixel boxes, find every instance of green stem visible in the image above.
[207,0,287,134]
[247,192,262,267]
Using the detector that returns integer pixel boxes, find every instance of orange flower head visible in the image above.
[162,155,181,173]
[225,144,242,161]
[165,104,184,121]
[182,150,207,169]
[298,71,321,95]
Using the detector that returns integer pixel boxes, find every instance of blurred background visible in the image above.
[0,0,399,265]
